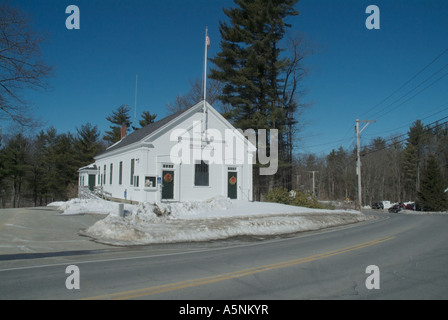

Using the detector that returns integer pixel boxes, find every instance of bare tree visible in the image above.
[166,78,227,114]
[278,32,320,189]
[0,3,52,126]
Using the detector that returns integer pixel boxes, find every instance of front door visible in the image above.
[88,174,96,191]
[162,170,174,200]
[227,172,237,199]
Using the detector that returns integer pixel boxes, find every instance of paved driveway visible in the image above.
[0,207,111,256]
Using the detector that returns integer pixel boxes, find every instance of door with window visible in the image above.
[162,170,174,200]
[227,171,237,199]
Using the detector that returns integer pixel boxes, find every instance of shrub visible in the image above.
[264,187,326,209]
[263,187,291,204]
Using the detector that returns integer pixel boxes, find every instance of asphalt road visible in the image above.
[1,207,448,302]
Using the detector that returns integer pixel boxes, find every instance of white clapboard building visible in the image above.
[78,101,256,203]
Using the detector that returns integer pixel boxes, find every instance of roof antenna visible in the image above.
[134,74,138,127]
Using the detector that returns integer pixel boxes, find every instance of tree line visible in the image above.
[293,120,448,211]
[3,114,446,210]
[0,124,101,207]
[0,106,157,208]
[1,1,447,210]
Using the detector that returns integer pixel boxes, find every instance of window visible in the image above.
[130,159,135,185]
[103,165,106,185]
[144,176,156,188]
[134,176,139,188]
[110,163,113,184]
[119,161,123,185]
[195,161,209,186]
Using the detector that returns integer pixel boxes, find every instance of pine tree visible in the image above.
[417,154,448,212]
[211,0,298,130]
[139,111,157,128]
[28,132,47,206]
[210,0,299,199]
[0,133,31,207]
[40,128,79,201]
[103,104,132,145]
[75,123,103,167]
[53,132,79,199]
[402,120,427,200]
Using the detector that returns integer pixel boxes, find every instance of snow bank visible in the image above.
[50,196,374,245]
[49,198,134,215]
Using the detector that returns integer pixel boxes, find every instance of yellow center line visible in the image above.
[83,236,394,300]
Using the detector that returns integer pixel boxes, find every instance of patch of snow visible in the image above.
[50,196,374,245]
[52,198,134,215]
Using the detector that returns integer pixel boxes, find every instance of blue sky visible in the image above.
[4,0,448,156]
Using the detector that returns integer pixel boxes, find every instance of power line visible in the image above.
[302,48,448,155]
[361,117,448,158]
[374,68,448,120]
[302,108,448,156]
[338,118,448,171]
[363,47,448,119]
[363,101,448,139]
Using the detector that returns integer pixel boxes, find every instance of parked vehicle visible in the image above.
[381,201,392,209]
[405,203,416,210]
[372,202,384,209]
[388,204,402,213]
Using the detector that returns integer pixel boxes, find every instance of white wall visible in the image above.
[91,104,254,203]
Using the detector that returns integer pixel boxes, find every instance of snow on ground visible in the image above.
[48,196,375,246]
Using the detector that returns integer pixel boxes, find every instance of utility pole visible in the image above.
[308,171,318,197]
[356,119,375,211]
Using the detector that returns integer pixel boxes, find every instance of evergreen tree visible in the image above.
[0,133,30,207]
[210,0,299,199]
[402,120,427,200]
[75,123,102,166]
[103,104,132,145]
[0,148,5,207]
[417,154,448,211]
[53,132,78,199]
[28,132,47,206]
[40,127,78,201]
[40,127,58,201]
[211,0,298,130]
[139,111,157,128]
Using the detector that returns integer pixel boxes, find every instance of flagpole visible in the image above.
[203,26,209,141]
[203,26,208,103]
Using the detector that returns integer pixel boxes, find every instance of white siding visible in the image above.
[89,102,254,203]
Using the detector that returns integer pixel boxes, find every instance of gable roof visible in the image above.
[96,101,203,158]
[95,100,256,159]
